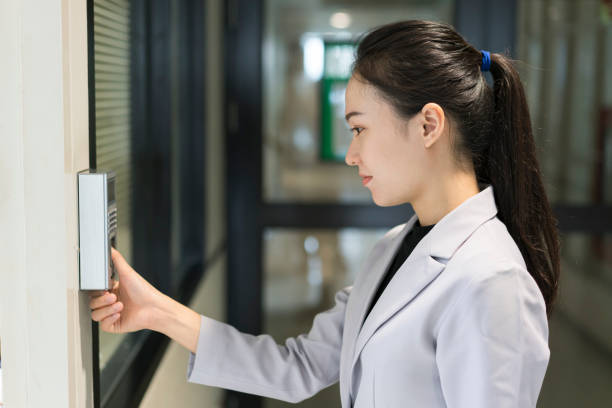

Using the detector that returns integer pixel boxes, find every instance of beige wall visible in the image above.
[0,0,94,407]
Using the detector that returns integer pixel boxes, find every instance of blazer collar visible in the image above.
[427,184,498,260]
[347,186,498,400]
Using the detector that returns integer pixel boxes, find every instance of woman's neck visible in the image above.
[412,171,480,227]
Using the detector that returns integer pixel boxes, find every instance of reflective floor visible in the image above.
[540,313,612,407]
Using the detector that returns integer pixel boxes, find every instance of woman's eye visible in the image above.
[351,127,364,136]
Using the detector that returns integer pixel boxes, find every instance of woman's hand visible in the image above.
[89,248,163,334]
[90,248,202,353]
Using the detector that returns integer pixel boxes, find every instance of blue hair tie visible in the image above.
[480,50,491,72]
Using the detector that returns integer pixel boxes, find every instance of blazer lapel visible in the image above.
[351,218,416,335]
[350,248,446,371]
[340,218,415,408]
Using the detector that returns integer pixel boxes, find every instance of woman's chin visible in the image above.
[371,194,395,207]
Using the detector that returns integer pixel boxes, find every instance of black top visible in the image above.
[364,220,435,320]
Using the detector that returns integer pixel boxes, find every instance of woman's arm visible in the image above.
[184,288,351,403]
[90,248,350,403]
[150,292,201,354]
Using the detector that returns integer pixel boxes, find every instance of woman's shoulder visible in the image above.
[438,218,548,333]
[451,217,525,268]
[446,217,541,300]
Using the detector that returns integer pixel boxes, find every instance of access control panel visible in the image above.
[77,170,117,290]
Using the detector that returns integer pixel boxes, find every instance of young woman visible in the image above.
[90,20,560,407]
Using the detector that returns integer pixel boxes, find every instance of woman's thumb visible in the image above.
[111,247,131,277]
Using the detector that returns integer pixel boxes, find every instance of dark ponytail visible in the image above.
[486,54,560,316]
[353,20,560,316]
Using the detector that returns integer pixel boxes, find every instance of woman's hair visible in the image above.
[353,20,560,317]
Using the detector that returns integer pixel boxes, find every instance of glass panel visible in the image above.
[539,232,612,406]
[92,0,131,371]
[263,0,456,203]
[517,0,612,204]
[263,228,387,407]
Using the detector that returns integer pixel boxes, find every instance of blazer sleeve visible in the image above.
[186,286,351,403]
[435,262,550,408]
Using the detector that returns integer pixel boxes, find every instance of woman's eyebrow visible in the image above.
[345,111,363,122]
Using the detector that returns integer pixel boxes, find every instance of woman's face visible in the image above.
[344,76,429,207]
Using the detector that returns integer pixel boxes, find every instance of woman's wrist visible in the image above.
[151,293,202,354]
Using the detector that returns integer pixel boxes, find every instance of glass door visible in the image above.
[88,0,207,406]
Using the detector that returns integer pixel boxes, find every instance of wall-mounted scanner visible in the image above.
[77,170,117,290]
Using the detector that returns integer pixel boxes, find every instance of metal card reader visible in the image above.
[77,170,117,290]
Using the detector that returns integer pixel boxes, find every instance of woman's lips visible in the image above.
[361,176,373,186]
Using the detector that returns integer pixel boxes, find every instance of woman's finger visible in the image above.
[91,302,123,322]
[111,248,129,270]
[89,292,116,310]
[100,312,121,332]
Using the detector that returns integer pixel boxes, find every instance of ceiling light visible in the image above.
[330,12,351,29]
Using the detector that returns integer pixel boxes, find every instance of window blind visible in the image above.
[93,0,132,263]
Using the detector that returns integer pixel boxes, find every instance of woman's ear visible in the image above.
[421,102,445,148]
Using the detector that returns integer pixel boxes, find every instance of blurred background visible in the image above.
[87,0,612,407]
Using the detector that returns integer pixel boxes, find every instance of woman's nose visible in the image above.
[345,138,360,166]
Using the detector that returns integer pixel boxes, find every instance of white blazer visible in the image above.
[186,186,550,407]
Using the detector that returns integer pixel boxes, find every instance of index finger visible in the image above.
[111,247,131,272]
[111,247,124,265]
